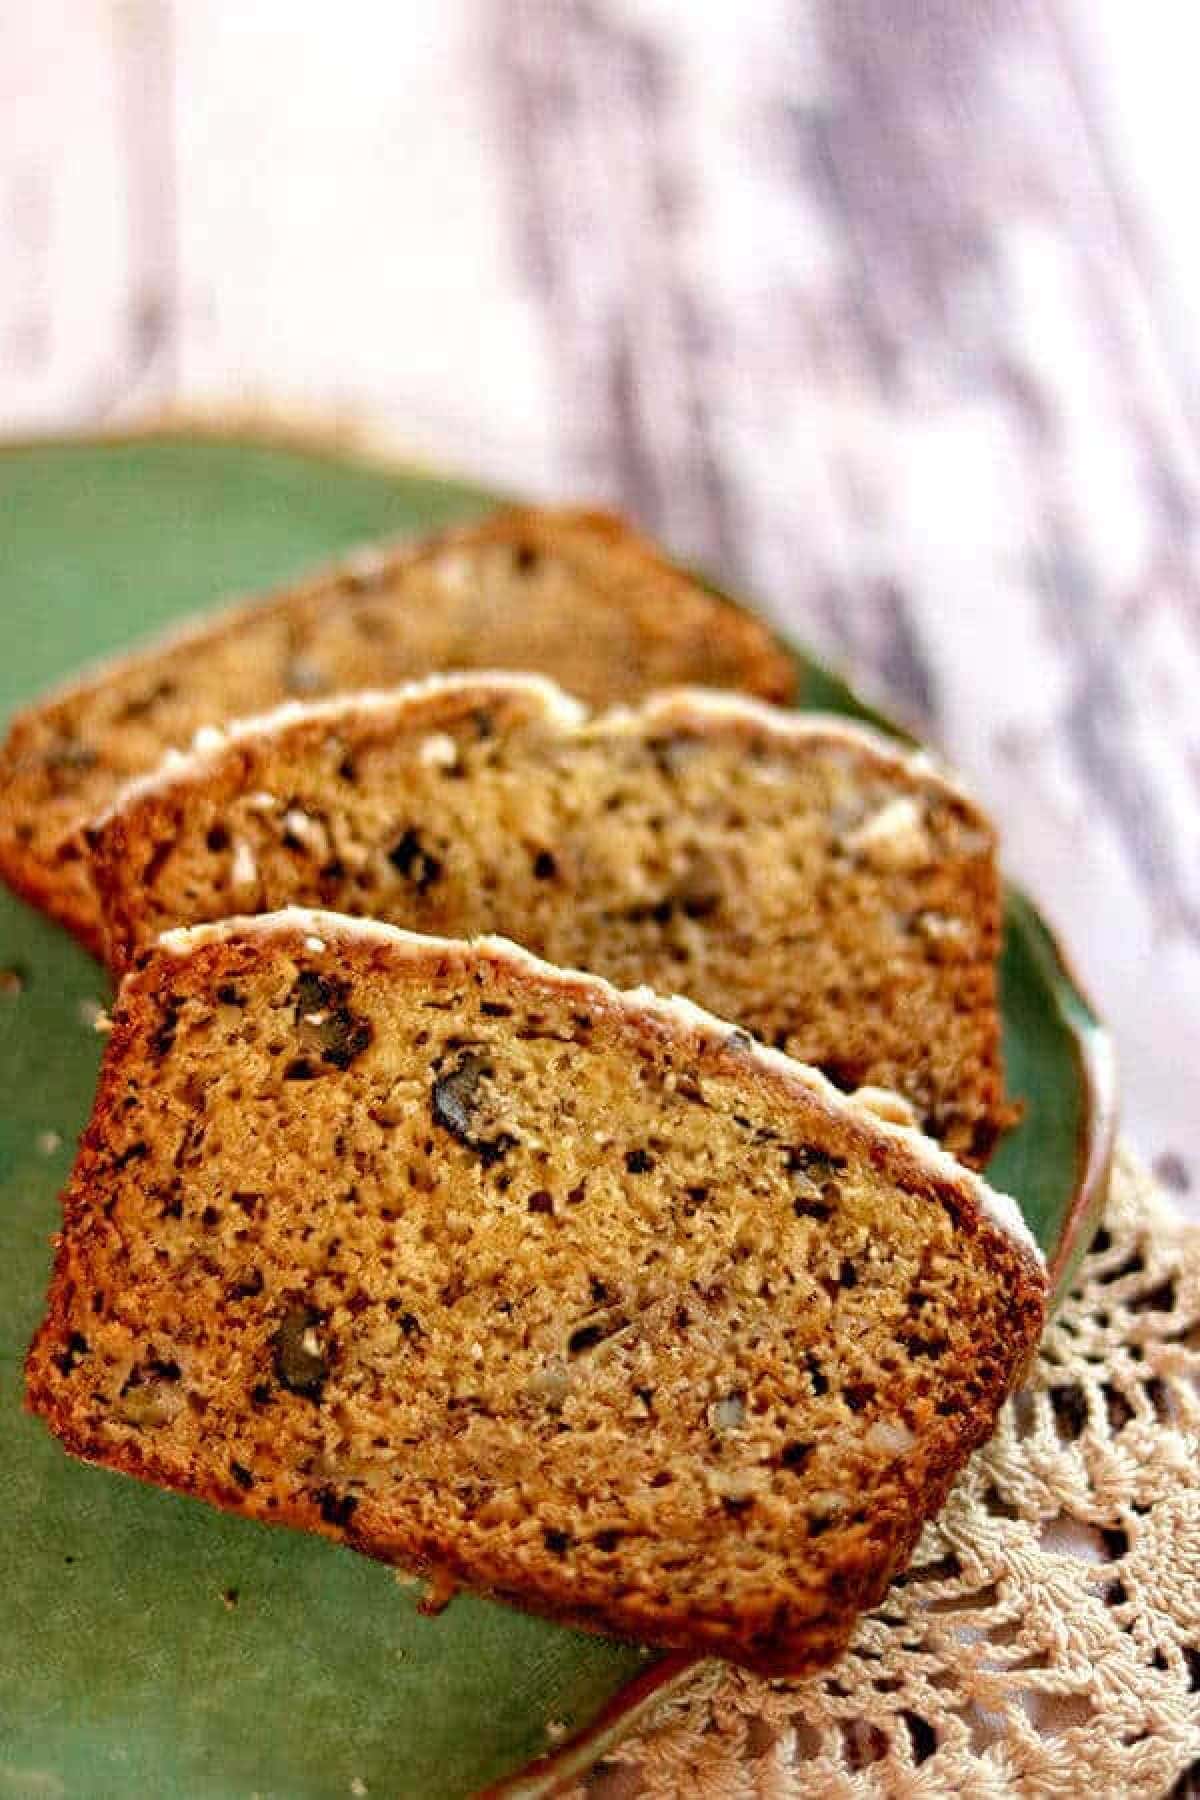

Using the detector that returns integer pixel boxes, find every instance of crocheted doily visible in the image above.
[584,1145,1200,1797]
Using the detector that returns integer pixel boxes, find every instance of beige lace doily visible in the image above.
[584,1145,1200,1797]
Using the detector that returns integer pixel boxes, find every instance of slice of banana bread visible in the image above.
[26,910,1045,1675]
[0,507,794,952]
[92,675,1010,1164]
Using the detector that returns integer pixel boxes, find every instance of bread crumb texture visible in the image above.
[94,679,1008,1163]
[0,507,794,948]
[26,920,1045,1674]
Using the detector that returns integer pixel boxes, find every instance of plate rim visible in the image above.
[1,423,1119,1798]
[1002,887,1117,1298]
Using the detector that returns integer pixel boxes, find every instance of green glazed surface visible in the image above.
[0,436,1114,1798]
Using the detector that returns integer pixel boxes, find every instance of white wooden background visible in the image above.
[2,1,1199,1220]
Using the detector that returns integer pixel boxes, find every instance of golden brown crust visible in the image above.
[90,677,1013,1163]
[26,915,1045,1674]
[0,507,796,947]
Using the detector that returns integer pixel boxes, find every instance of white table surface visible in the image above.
[3,0,1198,1219]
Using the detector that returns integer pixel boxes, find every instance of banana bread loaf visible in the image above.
[26,911,1045,1675]
[0,508,794,951]
[92,675,1010,1163]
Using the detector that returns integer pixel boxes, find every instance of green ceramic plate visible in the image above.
[0,433,1116,1799]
